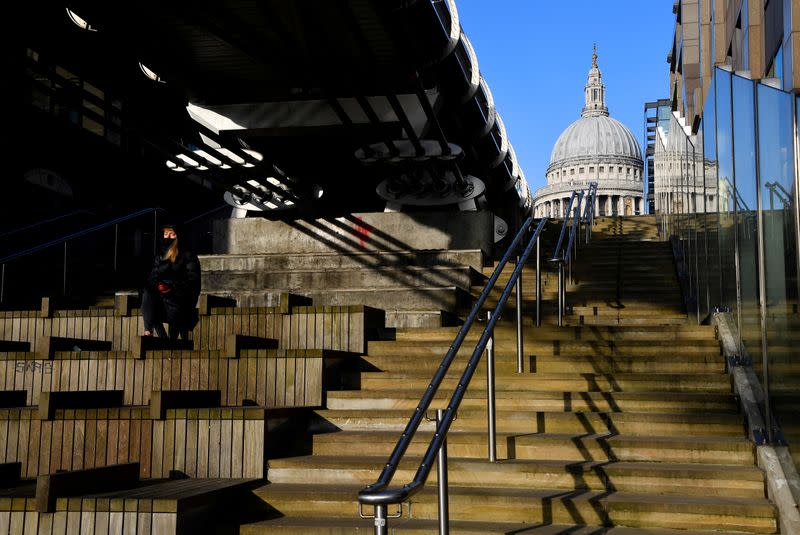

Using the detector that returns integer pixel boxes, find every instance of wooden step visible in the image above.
[357,372,733,393]
[313,409,745,437]
[252,483,775,532]
[360,353,725,375]
[390,325,716,343]
[326,390,739,413]
[312,431,755,465]
[268,456,767,498]
[241,516,765,535]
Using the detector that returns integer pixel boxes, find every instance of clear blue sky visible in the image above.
[457,0,675,192]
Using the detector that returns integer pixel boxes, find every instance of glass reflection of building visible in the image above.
[660,0,800,470]
[653,111,718,216]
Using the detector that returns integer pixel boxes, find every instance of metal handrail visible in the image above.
[358,216,538,502]
[583,182,598,243]
[0,208,164,264]
[550,191,579,261]
[358,217,548,530]
[548,183,597,326]
[0,210,94,241]
[563,190,584,263]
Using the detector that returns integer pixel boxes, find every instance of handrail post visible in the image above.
[373,505,388,535]
[535,237,541,327]
[486,311,497,462]
[558,262,564,327]
[568,255,573,284]
[153,210,159,256]
[113,223,119,273]
[435,408,450,535]
[515,256,523,374]
[62,242,68,297]
[586,194,592,244]
[575,206,580,257]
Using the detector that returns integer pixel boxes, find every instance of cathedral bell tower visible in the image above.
[582,44,609,118]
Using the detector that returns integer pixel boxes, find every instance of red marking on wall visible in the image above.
[354,216,371,248]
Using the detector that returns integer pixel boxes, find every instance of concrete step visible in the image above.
[365,339,720,357]
[312,431,755,465]
[199,249,485,272]
[207,287,472,312]
[567,304,686,316]
[357,372,732,393]
[390,324,716,342]
[564,316,689,326]
[203,266,484,292]
[266,456,766,499]
[326,390,738,414]
[360,353,725,374]
[313,409,744,437]
[248,484,775,532]
[241,517,770,535]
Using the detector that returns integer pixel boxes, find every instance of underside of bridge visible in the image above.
[12,0,529,229]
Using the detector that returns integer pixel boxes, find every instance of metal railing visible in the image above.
[550,182,597,326]
[357,215,548,534]
[0,208,165,304]
[0,209,94,241]
[0,203,231,306]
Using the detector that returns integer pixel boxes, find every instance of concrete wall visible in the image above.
[213,211,494,257]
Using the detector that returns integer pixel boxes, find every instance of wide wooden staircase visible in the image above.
[0,215,781,534]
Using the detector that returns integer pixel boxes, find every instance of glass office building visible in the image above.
[655,65,799,468]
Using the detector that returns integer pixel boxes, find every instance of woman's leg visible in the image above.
[162,296,197,341]
[141,287,168,337]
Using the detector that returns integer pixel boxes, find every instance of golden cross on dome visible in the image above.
[592,43,598,68]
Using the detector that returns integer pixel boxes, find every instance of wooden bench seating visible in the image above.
[0,405,279,479]
[0,460,258,534]
[0,349,359,407]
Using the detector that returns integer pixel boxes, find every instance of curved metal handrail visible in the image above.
[0,207,165,264]
[551,183,597,264]
[582,182,598,244]
[582,182,598,222]
[548,183,596,327]
[358,217,548,507]
[562,190,585,262]
[550,190,579,262]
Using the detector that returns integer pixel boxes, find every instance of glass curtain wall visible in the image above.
[654,66,800,466]
[759,84,798,451]
[732,74,762,369]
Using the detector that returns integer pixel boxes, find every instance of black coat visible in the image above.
[147,250,202,306]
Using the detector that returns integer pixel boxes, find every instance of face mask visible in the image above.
[160,236,176,254]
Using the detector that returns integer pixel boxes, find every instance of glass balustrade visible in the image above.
[653,66,799,468]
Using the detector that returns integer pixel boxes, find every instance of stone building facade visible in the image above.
[534,48,644,217]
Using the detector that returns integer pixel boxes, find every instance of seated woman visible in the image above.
[142,223,201,339]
